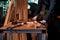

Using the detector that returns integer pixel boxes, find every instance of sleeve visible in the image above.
[43,0,55,21]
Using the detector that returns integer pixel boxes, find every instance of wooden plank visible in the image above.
[22,33,27,40]
[15,0,23,21]
[0,23,46,30]
[3,0,14,26]
[9,33,13,40]
[13,0,28,40]
[10,4,15,22]
[13,33,19,40]
[20,33,22,40]
[23,0,28,22]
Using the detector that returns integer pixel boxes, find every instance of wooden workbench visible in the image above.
[0,22,46,30]
[0,22,47,40]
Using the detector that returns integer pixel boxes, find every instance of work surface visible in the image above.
[0,22,47,30]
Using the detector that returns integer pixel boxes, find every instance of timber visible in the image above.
[0,0,47,40]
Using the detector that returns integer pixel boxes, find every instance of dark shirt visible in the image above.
[48,0,60,32]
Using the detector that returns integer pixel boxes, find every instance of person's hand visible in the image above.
[40,20,46,23]
[39,20,46,25]
[32,16,38,21]
[33,21,46,28]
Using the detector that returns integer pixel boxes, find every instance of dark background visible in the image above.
[0,0,8,1]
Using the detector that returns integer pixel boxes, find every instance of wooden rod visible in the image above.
[3,0,14,26]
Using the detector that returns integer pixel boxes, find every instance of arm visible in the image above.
[32,0,42,17]
[40,0,55,24]
[43,0,55,21]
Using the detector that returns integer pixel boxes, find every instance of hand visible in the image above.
[39,20,46,25]
[32,16,38,21]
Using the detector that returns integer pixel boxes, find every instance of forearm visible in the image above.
[43,0,55,21]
